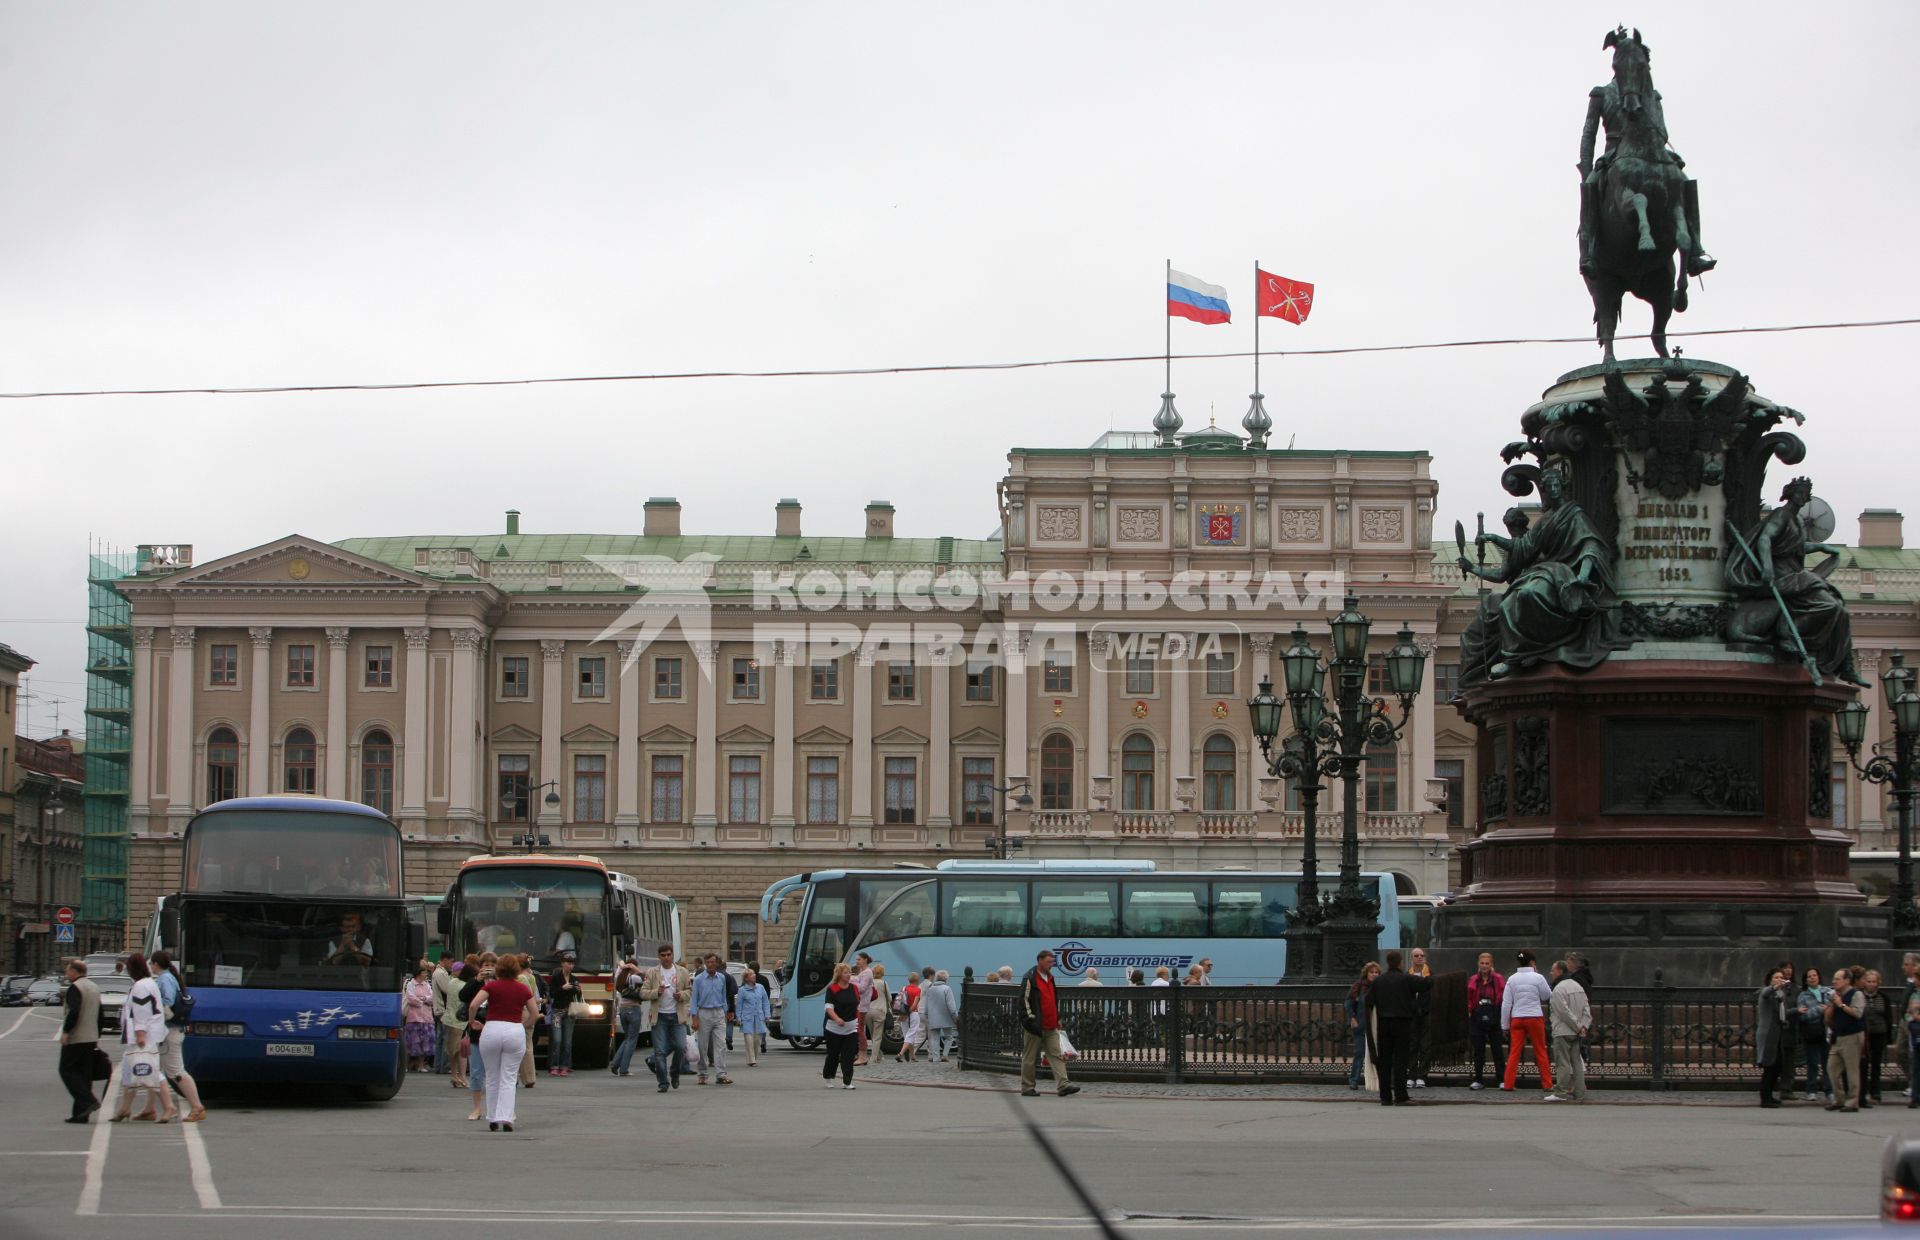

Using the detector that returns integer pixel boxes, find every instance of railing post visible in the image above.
[1167,983,1186,1084]
[1648,979,1670,1092]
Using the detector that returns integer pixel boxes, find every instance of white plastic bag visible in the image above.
[122,1047,162,1084]
[683,1036,701,1068]
[1057,1031,1079,1060]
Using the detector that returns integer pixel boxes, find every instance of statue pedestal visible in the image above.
[1455,653,1857,905]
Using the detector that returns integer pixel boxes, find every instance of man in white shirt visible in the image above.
[1077,967,1104,988]
[1500,950,1556,1093]
[642,946,692,1093]
[323,913,373,967]
[1545,960,1591,1103]
[852,952,875,1065]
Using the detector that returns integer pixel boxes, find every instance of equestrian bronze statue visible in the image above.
[1578,27,1716,361]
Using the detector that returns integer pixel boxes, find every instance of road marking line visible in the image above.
[182,1117,221,1209]
[0,1008,35,1039]
[77,1080,117,1216]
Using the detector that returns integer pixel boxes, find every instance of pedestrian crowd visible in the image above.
[1753,953,1918,1112]
[52,952,208,1126]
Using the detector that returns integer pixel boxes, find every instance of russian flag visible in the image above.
[1167,269,1231,325]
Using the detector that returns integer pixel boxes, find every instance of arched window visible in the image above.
[284,727,317,795]
[1202,734,1236,812]
[206,727,239,804]
[362,729,395,815]
[1365,739,1398,813]
[1121,734,1155,812]
[1040,733,1074,810]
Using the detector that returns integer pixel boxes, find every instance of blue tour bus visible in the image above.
[761,859,1401,1042]
[158,796,422,1099]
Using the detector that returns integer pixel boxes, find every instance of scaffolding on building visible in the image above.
[84,541,135,933]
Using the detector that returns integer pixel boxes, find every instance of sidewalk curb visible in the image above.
[859,1075,1753,1106]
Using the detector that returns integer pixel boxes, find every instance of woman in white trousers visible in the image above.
[470,957,531,1132]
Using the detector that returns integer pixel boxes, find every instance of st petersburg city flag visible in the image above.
[1167,269,1231,325]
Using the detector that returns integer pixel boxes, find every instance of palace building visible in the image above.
[104,424,1920,963]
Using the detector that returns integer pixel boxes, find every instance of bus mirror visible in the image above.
[616,908,634,940]
[436,905,452,937]
[408,922,426,963]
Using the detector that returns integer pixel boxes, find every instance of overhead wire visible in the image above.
[0,317,1915,401]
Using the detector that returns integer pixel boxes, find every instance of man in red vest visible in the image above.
[1019,949,1081,1098]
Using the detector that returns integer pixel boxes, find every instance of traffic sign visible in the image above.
[53,924,75,943]
[55,907,75,926]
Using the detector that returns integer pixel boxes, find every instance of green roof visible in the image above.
[334,533,1003,593]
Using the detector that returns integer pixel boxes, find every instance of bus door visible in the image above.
[796,878,852,999]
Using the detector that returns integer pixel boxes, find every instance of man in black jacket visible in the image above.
[1018,949,1081,1098]
[1366,951,1430,1106]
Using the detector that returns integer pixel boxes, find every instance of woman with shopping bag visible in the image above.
[109,954,177,1124]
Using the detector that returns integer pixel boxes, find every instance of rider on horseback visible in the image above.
[1578,27,1716,281]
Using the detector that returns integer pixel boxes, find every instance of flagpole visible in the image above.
[1164,257,1171,394]
[1252,259,1261,395]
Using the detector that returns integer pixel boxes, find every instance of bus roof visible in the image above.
[190,796,392,821]
[456,853,609,873]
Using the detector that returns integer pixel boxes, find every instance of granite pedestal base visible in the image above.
[1430,899,1905,987]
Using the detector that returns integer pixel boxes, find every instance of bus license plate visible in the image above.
[265,1043,315,1057]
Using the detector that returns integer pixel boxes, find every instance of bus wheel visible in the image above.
[357,1076,404,1102]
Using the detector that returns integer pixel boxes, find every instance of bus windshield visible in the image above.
[177,899,405,992]
[457,867,609,970]
[184,810,401,898]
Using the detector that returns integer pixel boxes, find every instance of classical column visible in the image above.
[614,640,641,830]
[166,627,196,824]
[1005,628,1029,788]
[927,638,952,840]
[1087,631,1110,809]
[448,629,481,825]
[325,627,350,799]
[1858,647,1885,839]
[1170,630,1192,809]
[402,627,432,825]
[692,641,719,830]
[1412,635,1438,823]
[130,627,155,831]
[851,647,875,831]
[247,626,273,796]
[771,640,796,839]
[537,639,565,827]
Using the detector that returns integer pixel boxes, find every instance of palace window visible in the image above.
[361,729,395,815]
[883,756,917,824]
[284,727,317,795]
[654,657,683,700]
[286,644,316,688]
[962,757,996,825]
[1040,734,1074,810]
[729,755,762,823]
[577,657,607,700]
[209,644,238,687]
[806,756,839,824]
[364,645,393,688]
[498,754,530,822]
[573,754,607,822]
[1121,734,1155,811]
[206,727,239,804]
[1202,734,1236,812]
[651,755,684,823]
[811,661,838,700]
[501,656,529,699]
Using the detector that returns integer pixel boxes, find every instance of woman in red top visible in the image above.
[470,956,531,1131]
[895,974,924,1063]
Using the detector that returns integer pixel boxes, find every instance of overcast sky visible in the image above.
[4,2,1917,733]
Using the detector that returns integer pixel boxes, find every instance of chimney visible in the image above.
[1860,509,1904,550]
[644,497,682,537]
[775,498,802,538]
[505,509,520,536]
[864,500,895,540]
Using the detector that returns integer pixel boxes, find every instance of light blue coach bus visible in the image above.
[158,796,422,1100]
[762,860,1401,1043]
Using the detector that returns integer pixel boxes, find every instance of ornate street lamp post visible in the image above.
[1836,651,1920,945]
[1249,594,1426,979]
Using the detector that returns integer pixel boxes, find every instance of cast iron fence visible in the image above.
[959,980,1908,1091]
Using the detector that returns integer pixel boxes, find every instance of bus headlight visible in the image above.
[336,1026,396,1041]
[587,1003,606,1017]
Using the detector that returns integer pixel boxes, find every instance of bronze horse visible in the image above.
[1583,29,1698,361]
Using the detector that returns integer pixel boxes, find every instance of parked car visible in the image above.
[81,952,128,978]
[92,973,132,1034]
[24,977,65,1006]
[0,974,33,1006]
